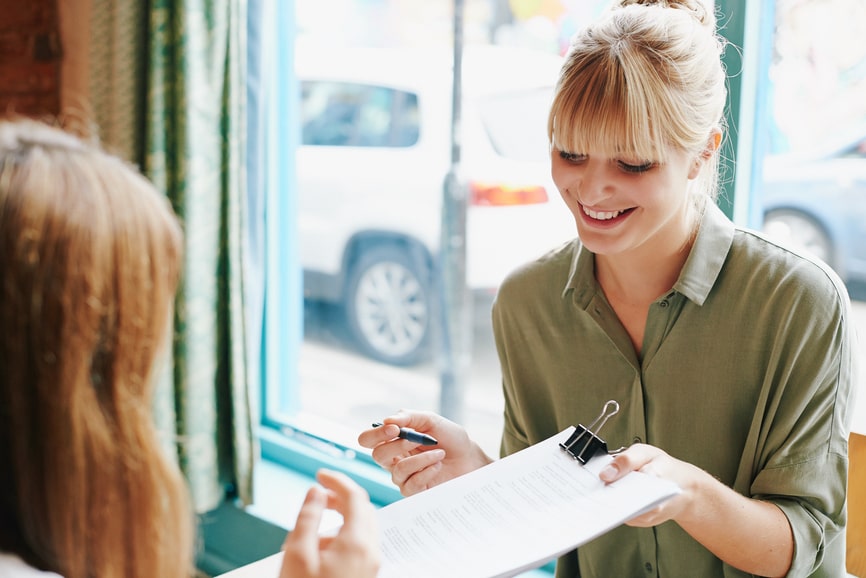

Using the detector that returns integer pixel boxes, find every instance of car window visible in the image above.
[477,88,553,163]
[838,138,866,159]
[300,81,419,147]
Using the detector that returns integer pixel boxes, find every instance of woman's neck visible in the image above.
[595,213,698,306]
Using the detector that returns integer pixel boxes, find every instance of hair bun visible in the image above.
[615,0,716,29]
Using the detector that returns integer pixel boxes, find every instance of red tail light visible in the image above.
[469,182,549,206]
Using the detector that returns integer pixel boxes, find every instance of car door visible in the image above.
[296,79,445,282]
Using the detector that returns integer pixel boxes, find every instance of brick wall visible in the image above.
[0,0,60,118]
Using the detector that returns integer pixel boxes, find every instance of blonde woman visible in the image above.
[360,1,856,576]
[0,118,379,578]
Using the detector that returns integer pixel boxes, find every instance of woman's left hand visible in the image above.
[597,443,704,527]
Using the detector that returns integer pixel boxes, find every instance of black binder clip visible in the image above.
[560,400,620,464]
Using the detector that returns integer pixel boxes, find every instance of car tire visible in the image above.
[344,244,433,366]
[763,209,834,266]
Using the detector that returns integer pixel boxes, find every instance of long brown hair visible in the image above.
[0,118,194,577]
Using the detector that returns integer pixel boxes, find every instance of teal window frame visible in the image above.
[256,0,408,509]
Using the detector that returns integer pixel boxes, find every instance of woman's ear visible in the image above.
[689,128,723,178]
[701,128,723,160]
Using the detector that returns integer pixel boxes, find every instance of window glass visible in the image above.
[262,0,866,501]
[300,82,419,147]
[759,0,866,307]
[275,4,584,462]
[478,88,554,162]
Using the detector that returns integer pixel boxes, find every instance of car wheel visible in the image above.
[763,209,834,265]
[344,244,432,366]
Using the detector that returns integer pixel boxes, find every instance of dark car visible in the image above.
[759,126,866,297]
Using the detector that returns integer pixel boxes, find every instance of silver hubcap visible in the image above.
[355,261,428,357]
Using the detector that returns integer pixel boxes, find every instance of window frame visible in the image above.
[238,2,762,576]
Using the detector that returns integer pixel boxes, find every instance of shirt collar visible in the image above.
[562,201,735,307]
[563,240,596,307]
[674,202,735,305]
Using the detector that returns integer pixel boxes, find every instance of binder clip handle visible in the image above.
[560,400,620,464]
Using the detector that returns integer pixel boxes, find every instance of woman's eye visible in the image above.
[559,151,587,163]
[618,160,656,174]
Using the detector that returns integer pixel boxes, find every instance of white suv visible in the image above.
[296,44,576,365]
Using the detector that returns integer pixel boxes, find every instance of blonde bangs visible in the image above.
[548,45,671,164]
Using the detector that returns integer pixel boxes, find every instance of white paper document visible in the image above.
[218,427,680,578]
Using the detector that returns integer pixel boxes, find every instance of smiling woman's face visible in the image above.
[550,143,702,259]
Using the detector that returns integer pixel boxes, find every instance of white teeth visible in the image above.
[583,206,623,220]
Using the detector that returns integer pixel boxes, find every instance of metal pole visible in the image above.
[438,0,471,423]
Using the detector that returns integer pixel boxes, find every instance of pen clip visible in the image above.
[560,400,620,464]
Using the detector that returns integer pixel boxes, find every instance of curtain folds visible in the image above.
[87,0,145,162]
[88,0,255,514]
[146,0,254,513]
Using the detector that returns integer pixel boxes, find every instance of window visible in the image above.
[257,0,866,538]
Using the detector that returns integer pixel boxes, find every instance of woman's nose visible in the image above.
[570,164,610,206]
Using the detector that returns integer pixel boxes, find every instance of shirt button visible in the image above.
[659,300,669,308]
[645,562,654,573]
[632,436,642,445]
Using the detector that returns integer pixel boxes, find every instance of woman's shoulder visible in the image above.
[0,553,62,578]
[730,226,850,307]
[497,238,580,295]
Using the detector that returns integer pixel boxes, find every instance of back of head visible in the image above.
[0,117,192,578]
[549,0,727,201]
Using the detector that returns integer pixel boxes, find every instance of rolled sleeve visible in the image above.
[754,454,847,577]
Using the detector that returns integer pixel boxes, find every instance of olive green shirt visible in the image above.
[492,203,856,578]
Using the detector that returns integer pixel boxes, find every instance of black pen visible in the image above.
[372,422,439,446]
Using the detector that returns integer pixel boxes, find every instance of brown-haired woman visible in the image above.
[0,117,379,578]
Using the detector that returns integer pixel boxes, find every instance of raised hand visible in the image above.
[280,469,380,578]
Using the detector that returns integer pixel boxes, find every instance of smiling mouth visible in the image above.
[581,205,635,221]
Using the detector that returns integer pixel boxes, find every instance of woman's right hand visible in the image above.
[357,410,493,496]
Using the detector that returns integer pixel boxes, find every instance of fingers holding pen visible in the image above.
[358,421,402,448]
[366,433,447,496]
[388,448,447,495]
[358,410,441,449]
[358,409,493,497]
[371,422,439,446]
[358,410,445,471]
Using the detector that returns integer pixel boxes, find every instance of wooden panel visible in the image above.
[0,0,59,119]
[0,3,52,31]
[850,433,866,577]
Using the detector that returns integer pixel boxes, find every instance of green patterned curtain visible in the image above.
[143,0,254,513]
[87,0,255,514]
[88,0,146,163]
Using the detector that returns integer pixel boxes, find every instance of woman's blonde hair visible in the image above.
[0,118,194,578]
[548,0,727,202]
